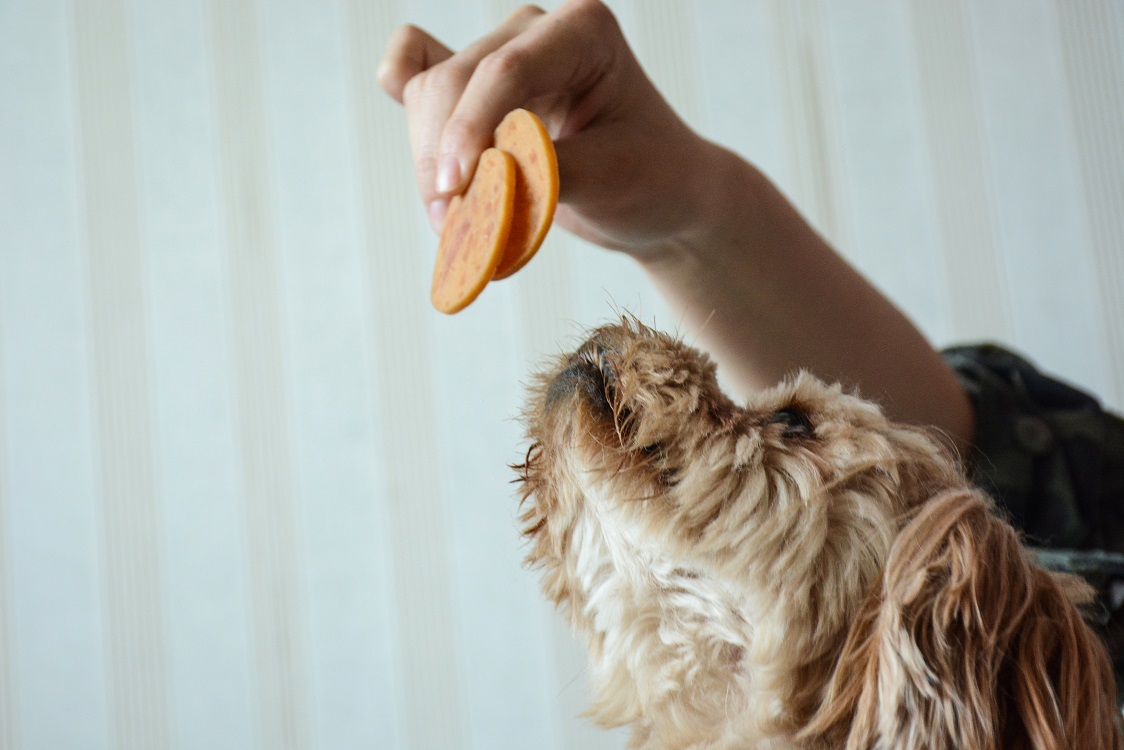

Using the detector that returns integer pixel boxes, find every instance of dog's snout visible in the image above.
[545,362,599,410]
[545,342,618,412]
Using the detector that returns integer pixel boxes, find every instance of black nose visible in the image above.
[545,340,617,412]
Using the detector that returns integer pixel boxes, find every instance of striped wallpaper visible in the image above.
[0,1,1121,749]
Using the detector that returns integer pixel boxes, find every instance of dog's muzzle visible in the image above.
[545,335,619,413]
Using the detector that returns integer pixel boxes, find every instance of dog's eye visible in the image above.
[639,443,679,486]
[639,442,666,462]
[769,406,814,438]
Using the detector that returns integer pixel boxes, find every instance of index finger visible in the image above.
[377,24,454,103]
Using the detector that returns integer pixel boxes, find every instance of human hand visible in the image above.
[377,0,727,257]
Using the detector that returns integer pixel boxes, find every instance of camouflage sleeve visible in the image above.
[941,343,1124,554]
[944,344,1124,695]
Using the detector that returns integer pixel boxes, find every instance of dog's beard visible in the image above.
[560,477,752,743]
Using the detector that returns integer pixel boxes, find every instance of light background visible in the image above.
[1,1,1122,748]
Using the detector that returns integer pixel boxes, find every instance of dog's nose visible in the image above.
[545,338,618,412]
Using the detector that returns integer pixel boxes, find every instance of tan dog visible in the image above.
[517,319,1122,749]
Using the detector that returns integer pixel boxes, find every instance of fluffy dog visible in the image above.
[516,319,1122,749]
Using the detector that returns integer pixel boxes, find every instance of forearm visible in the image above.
[636,143,975,452]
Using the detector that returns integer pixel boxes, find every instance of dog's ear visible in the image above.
[801,489,1123,750]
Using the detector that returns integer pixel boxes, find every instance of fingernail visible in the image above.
[428,199,448,233]
[435,155,461,195]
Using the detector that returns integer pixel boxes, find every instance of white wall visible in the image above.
[0,1,1121,748]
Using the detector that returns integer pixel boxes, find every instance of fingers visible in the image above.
[392,6,548,230]
[377,25,453,103]
[436,0,623,199]
[382,0,629,235]
[377,23,457,230]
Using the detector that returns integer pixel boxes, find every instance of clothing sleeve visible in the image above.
[942,343,1124,554]
[942,344,1124,699]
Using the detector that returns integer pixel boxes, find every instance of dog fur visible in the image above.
[516,319,1123,749]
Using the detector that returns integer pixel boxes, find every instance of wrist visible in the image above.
[629,140,763,270]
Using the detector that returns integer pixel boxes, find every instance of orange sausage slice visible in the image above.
[492,109,559,280]
[431,148,516,314]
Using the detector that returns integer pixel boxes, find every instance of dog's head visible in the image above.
[517,320,1121,749]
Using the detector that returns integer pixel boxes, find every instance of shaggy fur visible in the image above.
[516,319,1123,749]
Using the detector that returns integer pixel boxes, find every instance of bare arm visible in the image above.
[642,143,974,449]
[378,0,974,451]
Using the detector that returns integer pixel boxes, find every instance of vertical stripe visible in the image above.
[771,0,852,252]
[208,2,312,749]
[633,0,701,125]
[965,0,1113,398]
[1056,0,1124,407]
[428,290,559,750]
[692,0,789,189]
[260,1,402,748]
[909,0,1011,343]
[342,1,465,749]
[0,1,107,746]
[821,0,955,344]
[0,337,18,750]
[71,1,172,748]
[126,0,257,747]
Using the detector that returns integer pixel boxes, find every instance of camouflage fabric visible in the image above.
[943,343,1124,695]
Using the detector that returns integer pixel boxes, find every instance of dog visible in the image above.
[516,319,1123,749]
